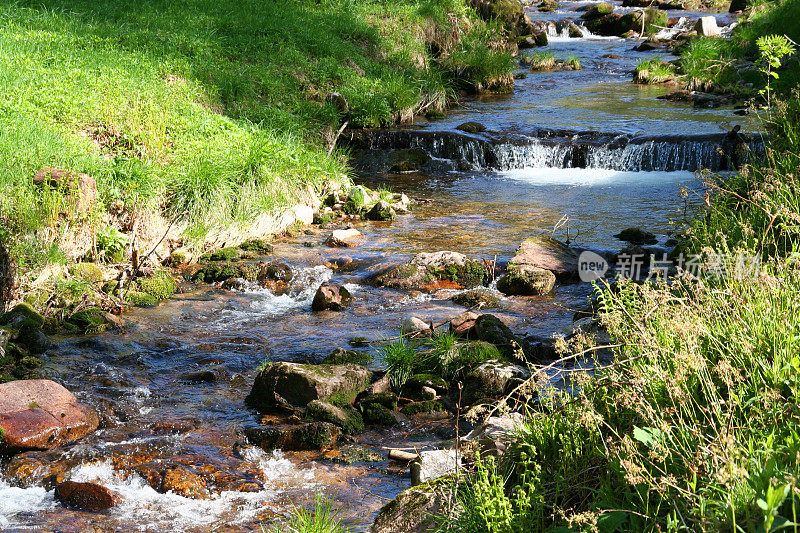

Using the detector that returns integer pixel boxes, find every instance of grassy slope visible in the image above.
[0,0,512,272]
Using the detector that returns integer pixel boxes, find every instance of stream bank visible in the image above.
[0,0,757,530]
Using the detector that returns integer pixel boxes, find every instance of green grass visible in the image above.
[266,493,352,533]
[0,0,514,275]
[527,51,556,71]
[634,57,677,83]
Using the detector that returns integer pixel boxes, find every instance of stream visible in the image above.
[1,2,753,531]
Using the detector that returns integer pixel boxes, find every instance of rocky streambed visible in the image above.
[0,0,756,531]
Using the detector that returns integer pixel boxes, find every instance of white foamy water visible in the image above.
[0,449,316,531]
[499,167,696,186]
[0,480,56,529]
[217,265,333,323]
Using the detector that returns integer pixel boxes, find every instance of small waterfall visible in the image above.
[345,129,763,173]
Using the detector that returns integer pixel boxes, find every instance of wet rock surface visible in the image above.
[0,379,99,453]
[246,362,373,411]
[55,481,117,511]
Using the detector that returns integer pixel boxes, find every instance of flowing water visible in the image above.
[0,2,754,531]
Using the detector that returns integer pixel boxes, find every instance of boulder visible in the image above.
[246,422,340,451]
[694,16,720,36]
[33,167,97,215]
[371,477,454,533]
[496,265,556,296]
[326,228,363,247]
[322,347,374,366]
[259,261,293,282]
[55,481,117,511]
[614,227,657,245]
[375,251,490,292]
[455,121,486,134]
[311,283,353,312]
[401,316,431,336]
[462,412,525,457]
[361,403,399,426]
[0,303,44,331]
[582,2,614,19]
[474,314,524,360]
[366,200,397,222]
[389,149,432,172]
[463,359,530,405]
[450,311,479,338]
[450,289,501,309]
[246,362,373,411]
[507,235,580,282]
[0,379,99,454]
[410,449,461,485]
[305,400,364,434]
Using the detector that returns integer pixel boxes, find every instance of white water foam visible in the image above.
[217,266,333,323]
[0,449,316,531]
[499,167,696,186]
[0,480,56,529]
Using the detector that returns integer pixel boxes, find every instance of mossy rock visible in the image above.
[357,391,399,411]
[344,185,370,214]
[361,403,398,426]
[583,2,614,18]
[496,266,556,296]
[614,227,657,245]
[322,347,374,366]
[136,271,177,300]
[0,303,45,331]
[246,422,341,451]
[200,247,240,262]
[348,337,370,348]
[305,400,365,435]
[474,314,524,360]
[238,239,273,254]
[406,374,448,392]
[69,263,105,284]
[456,341,503,368]
[425,109,446,120]
[450,289,500,309]
[456,121,486,134]
[329,444,384,464]
[66,308,111,334]
[388,149,432,172]
[192,262,259,283]
[400,400,446,416]
[126,290,159,307]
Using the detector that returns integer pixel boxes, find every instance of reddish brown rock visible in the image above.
[56,481,117,511]
[33,167,97,214]
[0,379,99,454]
[450,311,479,338]
[311,283,353,312]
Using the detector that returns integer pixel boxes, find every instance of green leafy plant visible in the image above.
[95,226,128,263]
[756,34,796,108]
